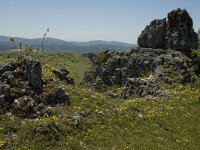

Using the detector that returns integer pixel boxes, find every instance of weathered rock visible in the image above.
[0,84,10,98]
[55,87,70,104]
[0,62,17,74]
[12,96,52,118]
[1,71,14,83]
[138,18,167,49]
[138,8,198,52]
[83,48,192,98]
[24,57,43,93]
[167,8,198,52]
[121,75,168,98]
[45,86,70,105]
[0,56,71,117]
[53,67,69,79]
[53,67,74,84]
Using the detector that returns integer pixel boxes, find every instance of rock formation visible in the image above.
[138,8,198,52]
[0,56,72,118]
[138,19,167,49]
[52,67,74,84]
[166,8,198,52]
[23,57,43,93]
[83,48,192,98]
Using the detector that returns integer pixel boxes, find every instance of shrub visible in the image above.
[191,50,200,75]
[96,50,110,64]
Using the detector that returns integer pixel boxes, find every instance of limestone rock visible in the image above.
[53,67,74,84]
[0,84,10,98]
[121,75,168,98]
[45,86,70,105]
[24,57,43,93]
[0,62,17,74]
[137,8,198,52]
[167,8,198,52]
[138,18,167,49]
[83,48,192,98]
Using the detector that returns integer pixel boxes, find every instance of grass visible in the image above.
[0,51,200,149]
[0,51,92,84]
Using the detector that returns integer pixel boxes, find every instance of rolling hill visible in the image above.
[0,36,136,52]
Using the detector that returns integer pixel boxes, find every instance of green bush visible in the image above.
[191,50,200,75]
[96,50,110,64]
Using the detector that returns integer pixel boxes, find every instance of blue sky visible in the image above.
[0,0,199,43]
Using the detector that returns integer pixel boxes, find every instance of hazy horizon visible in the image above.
[0,0,199,44]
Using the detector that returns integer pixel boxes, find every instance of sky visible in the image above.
[0,0,199,44]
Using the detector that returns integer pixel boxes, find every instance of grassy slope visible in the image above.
[0,52,200,150]
[0,52,92,84]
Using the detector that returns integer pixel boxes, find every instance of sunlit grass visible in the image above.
[0,51,200,149]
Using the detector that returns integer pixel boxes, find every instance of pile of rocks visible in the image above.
[138,8,198,53]
[82,48,192,98]
[0,57,72,118]
[121,75,168,98]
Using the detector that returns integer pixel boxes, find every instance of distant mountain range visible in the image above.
[0,36,137,52]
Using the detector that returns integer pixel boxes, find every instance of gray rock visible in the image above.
[137,8,198,52]
[138,18,167,49]
[83,48,192,91]
[0,84,10,98]
[55,87,70,104]
[167,8,198,52]
[53,67,69,80]
[12,96,52,118]
[122,75,168,98]
[1,71,14,83]
[24,57,43,93]
[0,62,17,74]
[52,67,74,84]
[45,86,70,105]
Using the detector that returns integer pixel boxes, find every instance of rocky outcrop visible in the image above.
[45,86,70,105]
[23,57,43,93]
[83,48,192,98]
[138,8,198,52]
[0,56,71,118]
[12,96,52,118]
[121,75,168,99]
[138,19,167,49]
[166,8,198,52]
[52,67,74,84]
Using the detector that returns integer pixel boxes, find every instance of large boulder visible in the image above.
[166,8,198,52]
[138,8,198,52]
[138,18,167,49]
